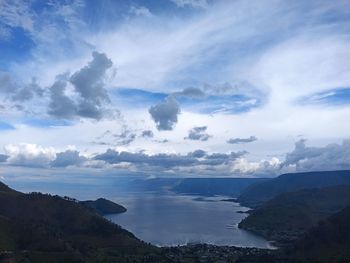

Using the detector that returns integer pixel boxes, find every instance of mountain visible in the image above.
[80,198,127,215]
[0,182,158,262]
[238,170,350,207]
[286,205,350,263]
[172,178,269,197]
[238,185,350,244]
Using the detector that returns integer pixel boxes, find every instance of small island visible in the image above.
[80,197,127,215]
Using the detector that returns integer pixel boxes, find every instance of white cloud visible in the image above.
[4,143,56,168]
[0,0,350,178]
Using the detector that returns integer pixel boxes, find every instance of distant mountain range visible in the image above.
[237,170,350,207]
[171,177,269,197]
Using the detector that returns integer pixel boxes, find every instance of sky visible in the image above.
[0,0,350,180]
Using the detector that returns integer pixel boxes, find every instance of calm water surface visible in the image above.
[106,193,273,248]
[7,180,273,248]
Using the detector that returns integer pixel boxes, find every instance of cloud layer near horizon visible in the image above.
[1,140,349,177]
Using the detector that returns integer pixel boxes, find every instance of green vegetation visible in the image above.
[80,198,127,215]
[0,182,159,262]
[286,205,350,263]
[239,185,350,244]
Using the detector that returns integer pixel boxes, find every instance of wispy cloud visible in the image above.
[0,0,350,177]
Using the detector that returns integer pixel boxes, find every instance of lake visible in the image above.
[106,193,273,248]
[6,178,274,248]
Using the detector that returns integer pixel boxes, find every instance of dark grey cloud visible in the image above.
[11,78,44,102]
[70,51,112,105]
[149,96,180,131]
[185,126,211,141]
[188,149,206,158]
[1,52,113,120]
[227,136,257,144]
[201,151,247,165]
[48,76,77,119]
[282,139,350,172]
[141,130,154,138]
[51,150,87,167]
[95,150,196,168]
[148,87,206,131]
[77,99,104,119]
[48,51,113,120]
[94,148,246,170]
[0,72,43,104]
[0,154,9,162]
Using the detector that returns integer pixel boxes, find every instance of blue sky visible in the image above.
[0,0,350,179]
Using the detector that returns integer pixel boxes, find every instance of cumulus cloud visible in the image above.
[0,73,44,114]
[231,157,283,177]
[48,75,77,119]
[229,139,350,176]
[2,144,87,168]
[70,51,112,115]
[149,96,180,131]
[2,139,350,176]
[149,87,207,130]
[282,139,350,172]
[1,51,114,120]
[4,143,56,168]
[185,126,211,141]
[48,51,113,120]
[51,150,87,167]
[11,78,44,102]
[227,136,257,144]
[188,149,206,158]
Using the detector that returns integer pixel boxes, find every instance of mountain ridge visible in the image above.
[237,170,350,207]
